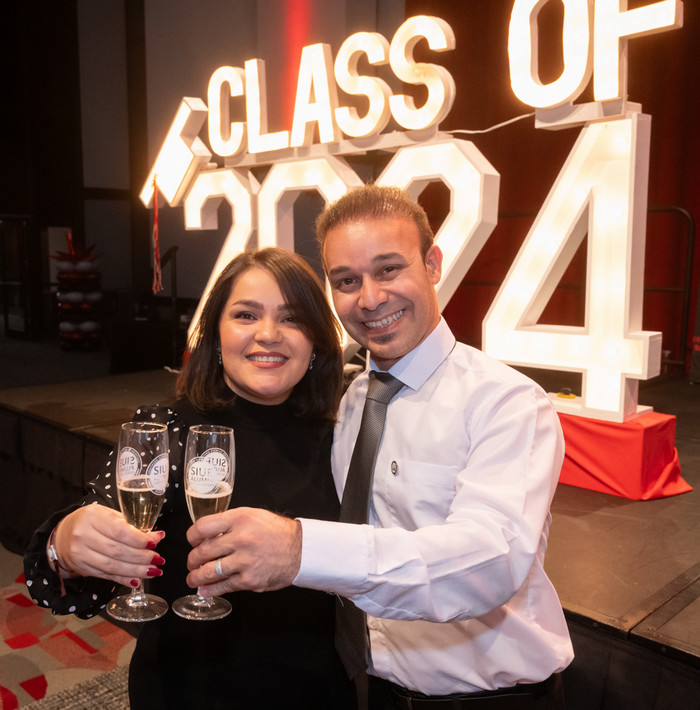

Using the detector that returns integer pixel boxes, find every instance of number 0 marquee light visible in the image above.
[140,3,683,423]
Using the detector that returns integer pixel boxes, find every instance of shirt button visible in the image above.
[391,461,398,475]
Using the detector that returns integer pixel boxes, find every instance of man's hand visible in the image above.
[185,507,302,596]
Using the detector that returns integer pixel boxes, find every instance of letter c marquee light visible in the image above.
[207,66,246,158]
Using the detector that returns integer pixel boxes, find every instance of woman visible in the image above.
[24,248,355,709]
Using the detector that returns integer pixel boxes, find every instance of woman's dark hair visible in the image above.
[176,248,343,421]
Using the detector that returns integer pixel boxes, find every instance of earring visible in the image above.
[217,347,222,366]
[308,353,316,370]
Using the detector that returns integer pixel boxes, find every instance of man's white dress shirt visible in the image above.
[296,319,574,694]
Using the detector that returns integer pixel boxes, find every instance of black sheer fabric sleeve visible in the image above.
[23,404,183,618]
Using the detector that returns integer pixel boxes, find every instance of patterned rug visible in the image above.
[0,546,135,709]
[24,666,129,709]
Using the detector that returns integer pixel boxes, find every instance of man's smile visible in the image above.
[363,309,405,330]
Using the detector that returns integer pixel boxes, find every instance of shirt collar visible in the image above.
[369,317,456,391]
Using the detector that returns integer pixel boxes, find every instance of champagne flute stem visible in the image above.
[194,593,214,608]
[127,579,149,607]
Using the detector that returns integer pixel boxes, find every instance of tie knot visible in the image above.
[367,371,404,405]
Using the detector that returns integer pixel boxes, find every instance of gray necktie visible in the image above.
[335,371,404,679]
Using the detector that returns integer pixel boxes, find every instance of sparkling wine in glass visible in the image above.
[106,421,169,622]
[173,424,234,621]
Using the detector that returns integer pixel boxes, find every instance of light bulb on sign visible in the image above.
[290,44,341,147]
[184,168,255,344]
[334,32,392,138]
[483,114,661,422]
[254,156,364,352]
[256,155,364,252]
[140,98,211,207]
[594,0,683,101]
[376,139,499,311]
[388,15,456,130]
[509,0,683,128]
[508,0,593,109]
[245,59,290,154]
[138,12,683,422]
[207,66,246,158]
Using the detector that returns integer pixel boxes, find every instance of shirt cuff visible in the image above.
[294,518,371,596]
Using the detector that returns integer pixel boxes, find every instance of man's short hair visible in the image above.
[315,184,434,259]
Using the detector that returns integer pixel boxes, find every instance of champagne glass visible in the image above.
[173,424,235,621]
[107,421,169,622]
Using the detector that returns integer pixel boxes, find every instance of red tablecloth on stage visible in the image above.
[558,411,691,500]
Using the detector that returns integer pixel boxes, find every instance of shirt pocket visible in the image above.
[379,458,459,526]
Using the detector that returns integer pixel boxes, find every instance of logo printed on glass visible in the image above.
[147,453,169,495]
[188,448,230,495]
[118,447,142,477]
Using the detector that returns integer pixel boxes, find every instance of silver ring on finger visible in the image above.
[215,558,224,578]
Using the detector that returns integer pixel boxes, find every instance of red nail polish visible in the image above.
[146,541,157,550]
[151,555,165,566]
[146,567,163,577]
[130,579,139,587]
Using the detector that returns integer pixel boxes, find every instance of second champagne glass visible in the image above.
[173,424,235,621]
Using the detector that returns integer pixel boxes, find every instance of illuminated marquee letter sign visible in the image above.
[509,0,683,127]
[483,113,659,421]
[142,8,683,422]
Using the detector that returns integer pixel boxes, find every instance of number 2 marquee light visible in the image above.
[140,1,683,423]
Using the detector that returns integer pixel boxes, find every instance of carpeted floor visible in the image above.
[0,544,134,709]
[24,666,129,709]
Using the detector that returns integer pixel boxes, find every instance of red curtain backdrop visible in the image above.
[404,0,699,371]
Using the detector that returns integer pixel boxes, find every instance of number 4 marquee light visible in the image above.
[140,1,683,423]
[488,0,683,422]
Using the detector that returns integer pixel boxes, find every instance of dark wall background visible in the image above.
[0,3,84,225]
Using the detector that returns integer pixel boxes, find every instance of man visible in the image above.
[187,185,574,709]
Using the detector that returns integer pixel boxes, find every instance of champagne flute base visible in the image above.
[172,594,232,621]
[106,593,169,622]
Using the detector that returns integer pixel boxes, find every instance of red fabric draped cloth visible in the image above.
[558,411,690,500]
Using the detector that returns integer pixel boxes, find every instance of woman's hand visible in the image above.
[49,505,165,588]
[185,507,301,595]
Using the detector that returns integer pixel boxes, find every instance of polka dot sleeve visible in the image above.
[23,404,183,618]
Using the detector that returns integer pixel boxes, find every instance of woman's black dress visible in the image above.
[24,396,355,710]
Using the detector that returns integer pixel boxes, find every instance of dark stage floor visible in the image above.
[547,375,700,659]
[1,332,699,707]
